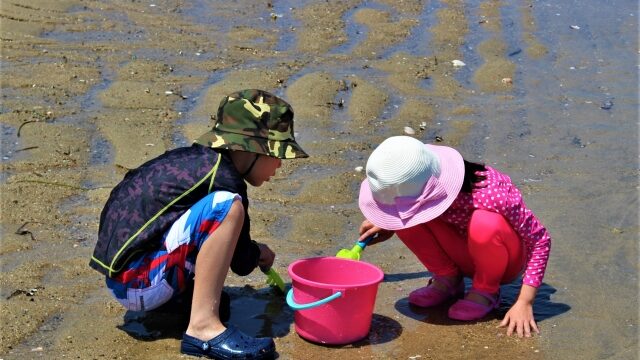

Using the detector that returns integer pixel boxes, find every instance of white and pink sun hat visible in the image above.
[358,136,465,231]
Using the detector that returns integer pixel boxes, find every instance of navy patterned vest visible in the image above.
[90,144,260,277]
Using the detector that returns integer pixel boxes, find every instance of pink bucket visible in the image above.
[286,257,384,345]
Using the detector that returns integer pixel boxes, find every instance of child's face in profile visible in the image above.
[246,155,281,187]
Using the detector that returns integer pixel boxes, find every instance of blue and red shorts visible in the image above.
[106,191,240,311]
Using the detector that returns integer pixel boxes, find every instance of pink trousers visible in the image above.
[396,210,526,293]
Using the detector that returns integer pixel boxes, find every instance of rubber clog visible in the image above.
[408,276,464,308]
[448,288,500,321]
[181,326,275,359]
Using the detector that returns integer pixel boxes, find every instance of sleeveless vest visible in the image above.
[90,144,259,277]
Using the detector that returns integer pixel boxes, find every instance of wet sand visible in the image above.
[1,0,637,359]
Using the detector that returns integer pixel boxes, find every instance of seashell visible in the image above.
[354,166,364,173]
[451,60,466,67]
[403,126,416,135]
[501,77,513,85]
[570,25,580,30]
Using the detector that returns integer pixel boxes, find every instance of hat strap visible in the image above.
[241,154,260,177]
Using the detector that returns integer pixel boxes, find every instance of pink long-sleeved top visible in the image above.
[439,166,551,288]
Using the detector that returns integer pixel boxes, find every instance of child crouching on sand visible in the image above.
[358,136,551,337]
[90,89,308,359]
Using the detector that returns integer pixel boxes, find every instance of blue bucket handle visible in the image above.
[356,233,377,250]
[286,288,342,310]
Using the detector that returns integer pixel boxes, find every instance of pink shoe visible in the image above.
[448,288,500,321]
[409,276,464,308]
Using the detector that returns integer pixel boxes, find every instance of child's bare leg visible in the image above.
[185,199,244,341]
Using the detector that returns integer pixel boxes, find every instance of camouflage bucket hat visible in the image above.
[195,89,308,159]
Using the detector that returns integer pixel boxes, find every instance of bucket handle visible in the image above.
[286,288,342,310]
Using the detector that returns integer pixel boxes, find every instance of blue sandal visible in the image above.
[181,326,275,359]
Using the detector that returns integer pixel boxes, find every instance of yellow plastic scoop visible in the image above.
[336,235,375,261]
[262,267,286,293]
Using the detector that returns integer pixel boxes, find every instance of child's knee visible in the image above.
[468,210,506,244]
[188,192,244,237]
[225,199,244,224]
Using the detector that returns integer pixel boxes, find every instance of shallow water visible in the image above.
[0,0,637,359]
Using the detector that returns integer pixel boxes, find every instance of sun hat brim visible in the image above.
[194,130,309,159]
[358,144,464,230]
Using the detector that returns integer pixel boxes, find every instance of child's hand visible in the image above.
[499,299,540,337]
[257,243,275,270]
[358,219,394,245]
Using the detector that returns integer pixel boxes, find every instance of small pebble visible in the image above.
[501,77,513,85]
[451,59,466,67]
[404,126,415,135]
[354,166,364,173]
[570,25,580,30]
[601,100,613,110]
[419,122,427,130]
